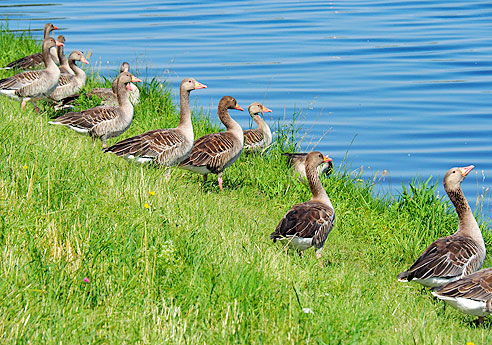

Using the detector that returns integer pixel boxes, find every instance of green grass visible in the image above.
[1,24,492,344]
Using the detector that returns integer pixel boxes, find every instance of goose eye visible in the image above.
[452,170,456,173]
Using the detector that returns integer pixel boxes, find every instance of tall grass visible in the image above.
[1,24,492,344]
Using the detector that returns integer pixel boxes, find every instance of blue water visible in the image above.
[2,0,491,219]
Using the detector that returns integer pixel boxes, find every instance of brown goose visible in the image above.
[49,50,89,102]
[179,96,244,190]
[432,268,492,325]
[103,78,207,166]
[270,151,335,260]
[398,165,485,288]
[0,37,63,112]
[243,102,272,152]
[88,62,139,106]
[57,35,74,76]
[3,23,59,70]
[48,72,142,147]
[283,152,334,179]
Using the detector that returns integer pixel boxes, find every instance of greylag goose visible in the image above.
[57,35,74,76]
[3,23,59,70]
[48,72,142,147]
[103,78,206,166]
[243,102,272,152]
[270,152,334,261]
[432,268,492,325]
[179,96,244,190]
[0,37,63,112]
[283,152,334,179]
[397,165,485,288]
[49,50,89,103]
[88,62,139,106]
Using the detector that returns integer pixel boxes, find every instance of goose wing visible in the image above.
[0,70,43,90]
[434,268,492,303]
[180,132,237,172]
[5,53,43,70]
[51,106,118,131]
[398,236,483,281]
[244,128,264,149]
[104,129,187,165]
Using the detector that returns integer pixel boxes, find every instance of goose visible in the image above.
[243,102,272,152]
[432,268,492,325]
[283,152,334,180]
[179,96,244,190]
[397,165,485,288]
[56,35,74,76]
[103,78,207,166]
[88,62,139,106]
[270,151,335,260]
[0,37,63,112]
[48,72,142,147]
[49,50,89,103]
[3,23,59,70]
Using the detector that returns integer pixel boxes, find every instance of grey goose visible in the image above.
[0,37,63,112]
[103,78,207,166]
[270,151,335,261]
[397,165,485,288]
[3,23,59,70]
[179,96,244,190]
[243,102,272,152]
[88,62,139,106]
[49,72,142,147]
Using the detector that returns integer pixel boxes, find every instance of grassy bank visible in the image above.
[1,25,492,345]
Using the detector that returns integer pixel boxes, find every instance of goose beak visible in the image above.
[131,76,142,83]
[195,81,207,89]
[55,40,64,47]
[323,156,332,163]
[235,105,244,111]
[262,106,272,113]
[80,56,89,64]
[459,165,474,177]
[53,26,59,30]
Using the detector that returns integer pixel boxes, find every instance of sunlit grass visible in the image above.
[1,23,492,344]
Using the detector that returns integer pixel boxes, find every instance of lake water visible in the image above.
[2,0,491,219]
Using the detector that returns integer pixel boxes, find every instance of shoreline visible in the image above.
[1,25,492,344]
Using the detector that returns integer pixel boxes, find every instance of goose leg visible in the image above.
[218,172,223,191]
[21,100,27,110]
[203,174,208,182]
[478,316,484,325]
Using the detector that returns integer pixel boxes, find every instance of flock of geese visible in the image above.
[1,23,492,325]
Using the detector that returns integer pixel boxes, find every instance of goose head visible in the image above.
[248,102,272,118]
[219,96,243,111]
[181,78,207,92]
[68,50,89,65]
[117,72,142,92]
[443,165,474,192]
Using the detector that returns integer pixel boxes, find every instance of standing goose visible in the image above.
[49,50,89,103]
[48,72,142,147]
[179,96,244,190]
[57,35,74,76]
[270,152,334,260]
[432,268,492,325]
[0,37,63,111]
[88,62,139,106]
[397,165,485,288]
[283,152,334,180]
[243,102,272,152]
[3,23,58,70]
[103,78,207,166]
